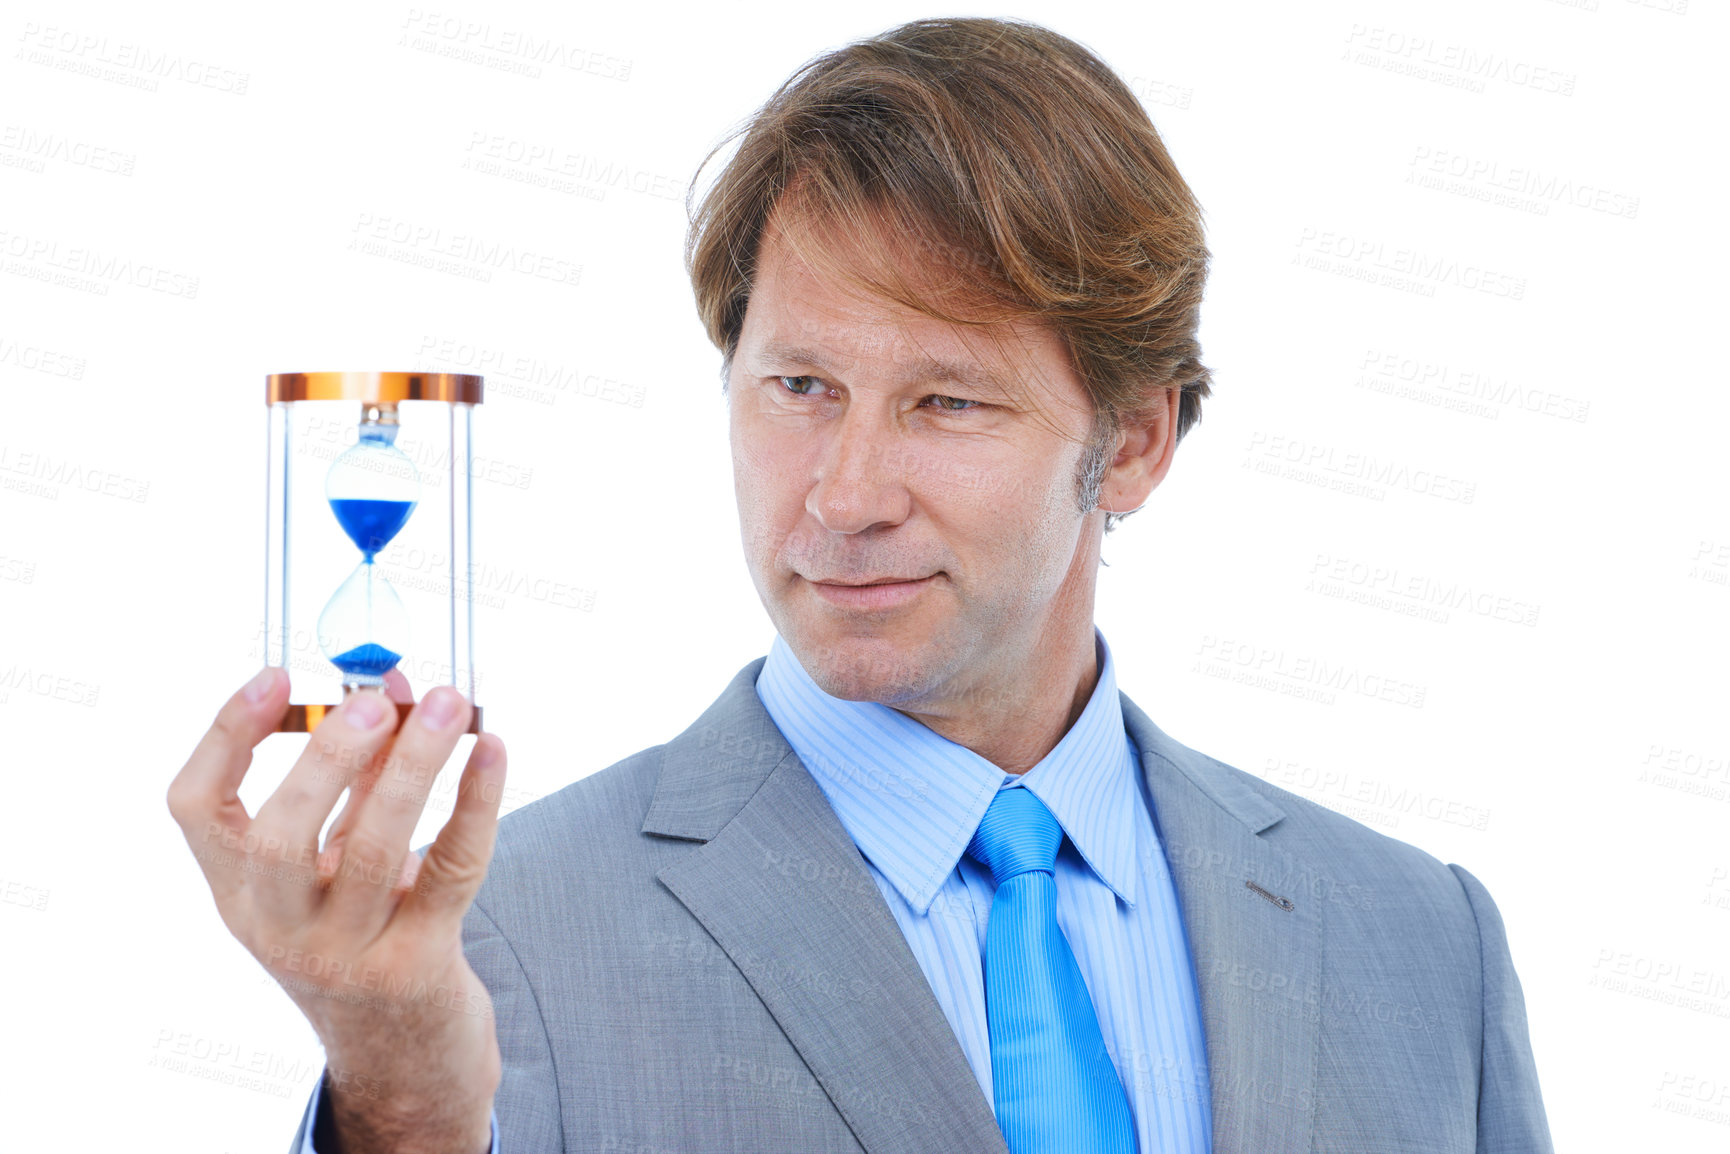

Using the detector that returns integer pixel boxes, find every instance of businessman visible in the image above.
[168,17,1552,1153]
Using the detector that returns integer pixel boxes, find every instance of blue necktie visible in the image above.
[967,787,1136,1154]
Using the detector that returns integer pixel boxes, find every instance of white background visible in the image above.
[2,1,1726,1150]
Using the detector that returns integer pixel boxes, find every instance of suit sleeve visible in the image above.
[467,897,566,1152]
[287,1079,499,1154]
[1448,864,1554,1154]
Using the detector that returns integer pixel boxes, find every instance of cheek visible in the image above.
[732,416,808,553]
[964,447,1072,525]
[948,456,1080,582]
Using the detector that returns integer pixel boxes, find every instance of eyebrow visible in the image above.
[754,341,1020,399]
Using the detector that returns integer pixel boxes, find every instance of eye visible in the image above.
[775,377,981,412]
[924,394,981,412]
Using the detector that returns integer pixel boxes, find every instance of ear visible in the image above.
[1095,385,1181,515]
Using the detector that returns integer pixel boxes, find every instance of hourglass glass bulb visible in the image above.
[318,561,413,683]
[318,404,421,686]
[326,406,420,558]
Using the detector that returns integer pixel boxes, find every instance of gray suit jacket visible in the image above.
[293,657,1553,1152]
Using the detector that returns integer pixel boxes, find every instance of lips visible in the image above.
[805,573,939,611]
[811,576,931,586]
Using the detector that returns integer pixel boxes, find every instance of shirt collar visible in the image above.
[755,626,1141,915]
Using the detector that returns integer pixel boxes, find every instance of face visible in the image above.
[728,212,1174,714]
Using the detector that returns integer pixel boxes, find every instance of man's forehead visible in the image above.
[753,202,1033,350]
[745,204,1078,402]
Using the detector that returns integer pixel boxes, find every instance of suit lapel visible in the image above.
[645,659,1008,1154]
[1120,692,1322,1154]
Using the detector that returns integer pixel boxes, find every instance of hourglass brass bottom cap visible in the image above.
[275,701,484,734]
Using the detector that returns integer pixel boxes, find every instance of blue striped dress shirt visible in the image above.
[755,626,1213,1153]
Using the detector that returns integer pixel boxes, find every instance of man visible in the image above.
[168,17,1553,1153]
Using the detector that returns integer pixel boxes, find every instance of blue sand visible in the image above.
[330,642,403,678]
[330,499,416,558]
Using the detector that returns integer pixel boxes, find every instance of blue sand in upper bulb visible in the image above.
[330,499,416,557]
[330,642,403,678]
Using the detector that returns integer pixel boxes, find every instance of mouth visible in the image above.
[805,573,940,612]
[811,575,934,586]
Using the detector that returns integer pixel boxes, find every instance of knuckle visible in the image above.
[271,778,321,814]
[425,843,487,889]
[164,779,190,820]
[209,703,250,745]
[307,729,383,772]
[370,749,438,802]
[425,854,487,899]
[340,833,396,871]
[437,846,485,879]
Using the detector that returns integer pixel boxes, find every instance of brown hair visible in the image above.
[685,16,1212,532]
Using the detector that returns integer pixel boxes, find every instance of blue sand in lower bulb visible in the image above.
[329,642,403,678]
[330,499,416,558]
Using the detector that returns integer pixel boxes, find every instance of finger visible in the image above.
[399,733,506,934]
[318,809,416,888]
[383,668,415,705]
[394,848,425,896]
[322,686,473,936]
[316,792,361,883]
[249,688,403,917]
[316,671,414,875]
[315,757,384,880]
[165,667,289,903]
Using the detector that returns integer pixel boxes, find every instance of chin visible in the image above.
[783,619,951,705]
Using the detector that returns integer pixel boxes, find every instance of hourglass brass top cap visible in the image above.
[266,372,485,405]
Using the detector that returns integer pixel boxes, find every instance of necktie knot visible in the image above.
[966,787,1063,886]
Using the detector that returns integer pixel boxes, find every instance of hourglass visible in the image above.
[263,372,484,732]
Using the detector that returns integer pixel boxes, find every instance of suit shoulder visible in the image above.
[1167,743,1476,914]
[482,742,668,876]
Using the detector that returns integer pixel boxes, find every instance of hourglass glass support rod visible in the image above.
[464,405,475,702]
[264,403,292,670]
[448,403,478,703]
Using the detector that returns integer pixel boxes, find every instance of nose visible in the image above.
[805,407,913,534]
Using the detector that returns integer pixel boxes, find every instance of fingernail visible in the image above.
[244,667,278,703]
[422,688,459,729]
[343,691,387,728]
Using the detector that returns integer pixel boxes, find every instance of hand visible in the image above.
[167,667,505,1154]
